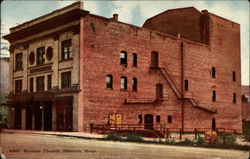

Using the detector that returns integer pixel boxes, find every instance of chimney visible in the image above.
[113,14,118,21]
[201,10,208,14]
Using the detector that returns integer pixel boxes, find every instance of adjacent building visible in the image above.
[3,2,242,132]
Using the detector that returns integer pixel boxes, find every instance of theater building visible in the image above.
[3,2,242,132]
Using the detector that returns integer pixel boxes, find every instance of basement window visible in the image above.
[120,51,127,65]
[120,76,127,90]
[132,78,137,91]
[132,53,137,66]
[106,74,113,89]
[167,116,172,123]
[212,90,216,101]
[184,79,189,91]
[156,115,161,123]
[233,93,236,103]
[232,71,236,82]
[211,67,216,78]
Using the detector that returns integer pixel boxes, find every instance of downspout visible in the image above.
[181,42,184,131]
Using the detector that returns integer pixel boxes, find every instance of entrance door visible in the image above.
[56,99,73,131]
[144,114,154,129]
[212,118,216,131]
[26,107,32,130]
[14,107,21,129]
[44,102,52,131]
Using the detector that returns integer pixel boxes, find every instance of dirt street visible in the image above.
[0,132,249,159]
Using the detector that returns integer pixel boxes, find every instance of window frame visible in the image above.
[232,71,236,82]
[15,53,23,70]
[211,67,216,78]
[132,78,137,91]
[61,71,71,89]
[120,51,127,65]
[47,74,52,90]
[156,115,161,123]
[184,79,189,91]
[61,39,72,60]
[15,80,22,94]
[36,47,45,65]
[167,116,172,124]
[132,53,137,67]
[120,76,127,90]
[212,90,216,101]
[106,74,113,89]
[233,93,236,103]
[30,78,34,92]
[36,76,45,91]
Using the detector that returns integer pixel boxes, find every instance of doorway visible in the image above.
[56,98,73,131]
[144,114,154,130]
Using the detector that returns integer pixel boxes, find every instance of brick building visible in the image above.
[3,2,242,132]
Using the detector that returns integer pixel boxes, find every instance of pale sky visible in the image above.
[1,0,249,85]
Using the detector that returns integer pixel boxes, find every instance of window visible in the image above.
[46,47,53,61]
[120,51,127,65]
[120,76,127,90]
[132,53,137,66]
[106,74,113,89]
[62,40,72,60]
[61,71,71,88]
[29,52,35,65]
[151,51,159,68]
[232,71,236,81]
[212,90,216,101]
[15,53,23,70]
[233,93,236,103]
[15,80,22,94]
[47,75,52,90]
[184,79,189,91]
[167,116,172,123]
[37,47,45,65]
[211,67,216,78]
[36,76,45,91]
[30,78,34,92]
[138,114,142,124]
[156,115,161,123]
[156,83,163,99]
[132,78,137,91]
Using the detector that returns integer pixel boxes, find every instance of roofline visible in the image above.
[208,13,240,25]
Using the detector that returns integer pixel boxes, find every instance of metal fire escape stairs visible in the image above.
[158,66,217,114]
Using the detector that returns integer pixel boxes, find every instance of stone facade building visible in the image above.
[3,2,242,132]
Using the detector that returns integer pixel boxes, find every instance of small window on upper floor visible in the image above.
[233,93,236,103]
[36,76,45,91]
[106,74,113,89]
[47,75,52,90]
[61,71,71,89]
[132,78,137,91]
[232,71,236,82]
[212,90,216,101]
[120,76,127,90]
[184,79,189,91]
[132,53,137,67]
[15,53,23,70]
[15,80,22,94]
[61,39,72,60]
[211,67,216,78]
[120,51,127,65]
[37,47,45,65]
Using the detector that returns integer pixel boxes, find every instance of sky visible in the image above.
[0,0,249,85]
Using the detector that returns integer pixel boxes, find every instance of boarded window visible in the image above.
[156,83,163,99]
[132,78,137,91]
[37,47,45,65]
[36,76,45,91]
[120,76,127,90]
[120,51,127,64]
[151,51,159,68]
[61,72,71,88]
[15,53,23,70]
[15,80,22,94]
[106,74,113,89]
[61,39,72,60]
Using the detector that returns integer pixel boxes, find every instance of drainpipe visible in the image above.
[181,42,184,132]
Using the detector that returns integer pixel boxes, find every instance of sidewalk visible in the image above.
[1,129,105,139]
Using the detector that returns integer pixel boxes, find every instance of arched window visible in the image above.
[151,51,159,68]
[156,83,163,99]
[106,74,113,88]
[132,78,137,91]
[120,76,127,90]
[233,93,236,103]
[212,90,216,101]
[184,79,189,91]
[232,71,236,81]
[211,67,216,78]
[120,51,127,65]
[132,53,137,66]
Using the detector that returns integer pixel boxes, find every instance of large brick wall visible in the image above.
[79,10,241,132]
